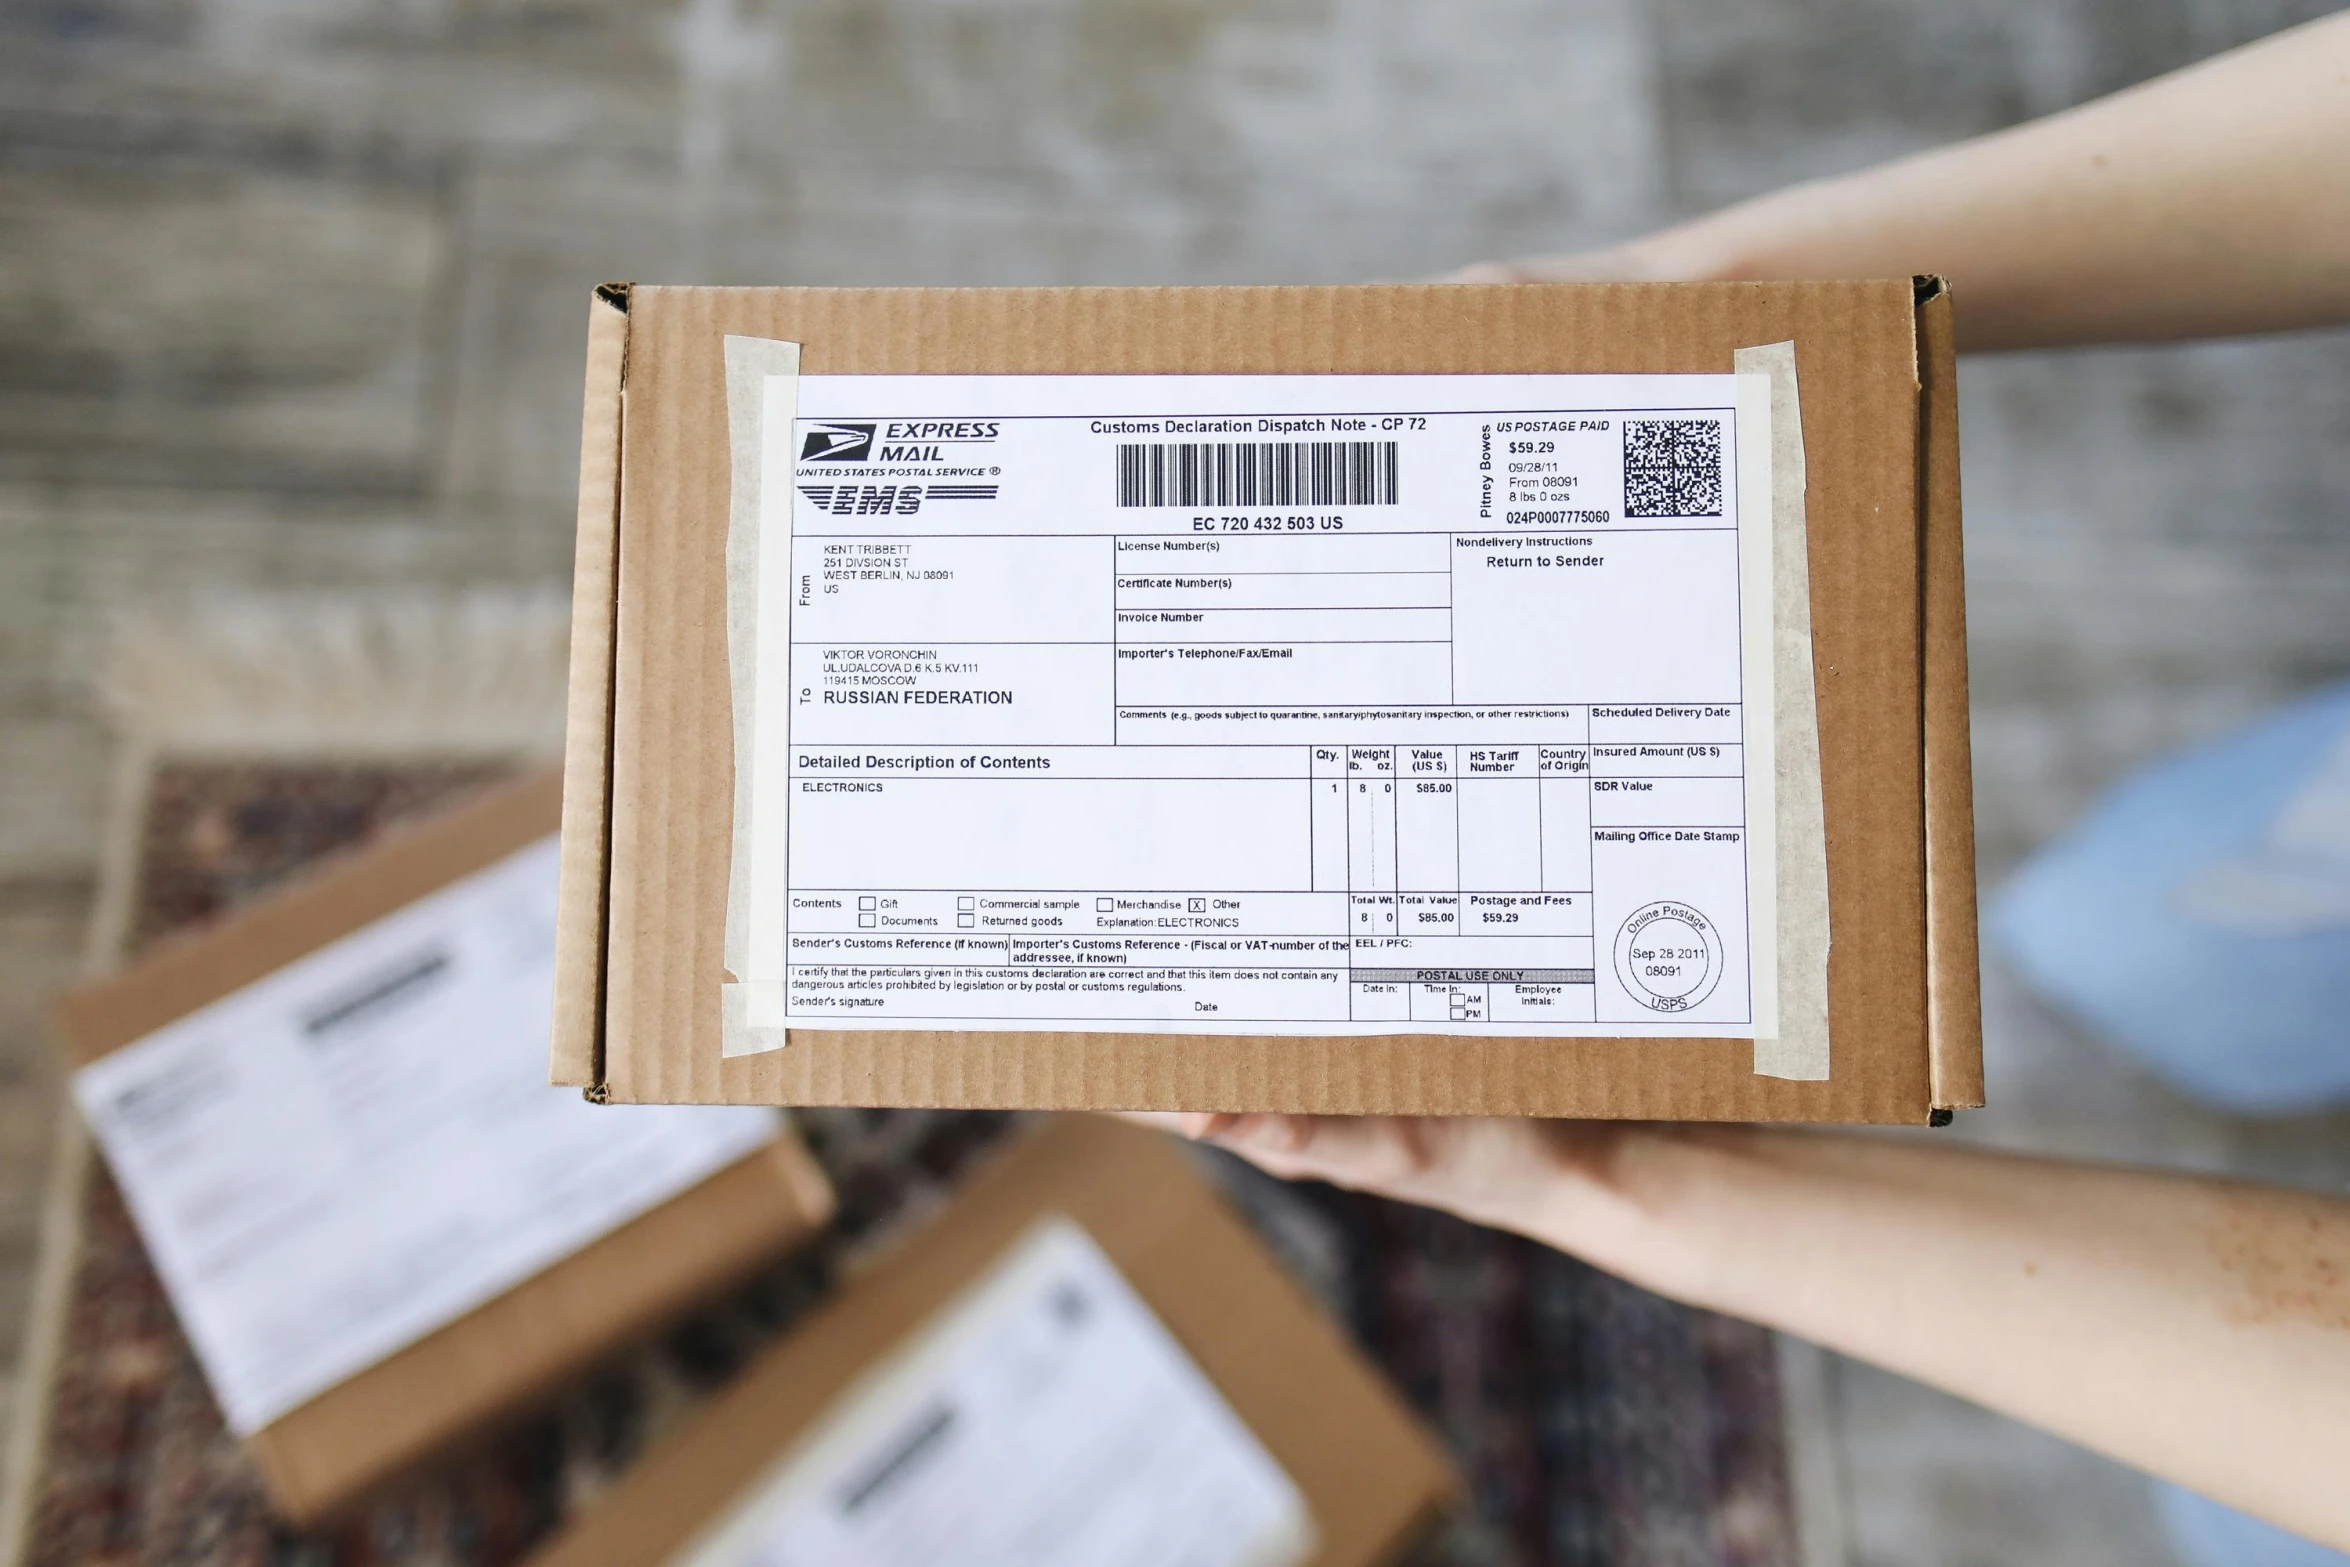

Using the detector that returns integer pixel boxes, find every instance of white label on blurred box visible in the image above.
[73,835,784,1435]
[673,1218,1315,1567]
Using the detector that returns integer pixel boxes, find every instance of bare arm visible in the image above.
[1164,1114,2350,1547]
[1460,11,2350,350]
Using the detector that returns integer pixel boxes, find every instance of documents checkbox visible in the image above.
[958,913,976,929]
[858,895,876,911]
[858,913,876,928]
[958,895,975,911]
[1097,897,1114,912]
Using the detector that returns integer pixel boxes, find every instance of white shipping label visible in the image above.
[764,373,1776,1037]
[672,1218,1315,1567]
[73,836,784,1435]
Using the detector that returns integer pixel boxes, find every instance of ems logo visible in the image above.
[800,483,921,515]
[799,422,875,462]
[798,483,1002,516]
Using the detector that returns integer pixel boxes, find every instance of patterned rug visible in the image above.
[15,762,1799,1567]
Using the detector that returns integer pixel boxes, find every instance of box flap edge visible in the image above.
[552,286,631,1091]
[1914,277,1986,1112]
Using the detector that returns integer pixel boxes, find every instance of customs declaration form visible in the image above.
[766,374,1775,1038]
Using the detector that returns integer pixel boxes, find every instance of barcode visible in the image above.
[1116,441,1399,508]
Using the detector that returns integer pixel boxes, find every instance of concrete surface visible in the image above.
[5,0,2350,1560]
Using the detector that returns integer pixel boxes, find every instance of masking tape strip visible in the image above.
[722,335,800,1058]
[1736,341,1831,1080]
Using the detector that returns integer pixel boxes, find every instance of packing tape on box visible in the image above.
[723,334,801,1052]
[717,336,1828,1078]
[1736,340,1831,1081]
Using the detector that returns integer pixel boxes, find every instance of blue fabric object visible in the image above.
[1992,678,2350,1113]
[2154,1481,2350,1567]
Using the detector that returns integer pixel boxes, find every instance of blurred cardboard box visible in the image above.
[555,282,1978,1123]
[519,1115,1456,1567]
[54,769,835,1522]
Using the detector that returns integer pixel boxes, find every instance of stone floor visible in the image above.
[5,1,2350,1561]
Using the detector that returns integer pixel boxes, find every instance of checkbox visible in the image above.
[858,913,876,928]
[958,913,976,928]
[1188,896,1206,913]
[958,895,975,911]
[859,896,876,911]
[1097,897,1114,912]
[1450,1007,1468,1021]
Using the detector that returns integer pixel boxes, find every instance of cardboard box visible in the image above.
[54,769,837,1522]
[556,282,1981,1123]
[518,1115,1457,1567]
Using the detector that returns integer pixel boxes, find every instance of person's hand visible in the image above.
[1170,1111,1598,1224]
[1153,1112,1695,1296]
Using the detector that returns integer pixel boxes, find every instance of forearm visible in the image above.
[1537,12,2350,350]
[1569,1129,2350,1545]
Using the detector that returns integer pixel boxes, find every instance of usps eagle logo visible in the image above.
[799,423,876,462]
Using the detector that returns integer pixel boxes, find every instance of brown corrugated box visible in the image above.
[519,1114,1457,1567]
[554,282,1981,1124]
[52,769,837,1522]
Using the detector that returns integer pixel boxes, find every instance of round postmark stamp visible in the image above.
[1612,901,1723,1012]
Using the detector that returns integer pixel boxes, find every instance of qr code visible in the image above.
[1623,418,1725,518]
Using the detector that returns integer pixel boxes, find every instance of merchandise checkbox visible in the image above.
[1097,897,1114,912]
[858,913,876,928]
[859,895,876,911]
[958,895,975,911]
[958,913,976,928]
[1188,896,1206,913]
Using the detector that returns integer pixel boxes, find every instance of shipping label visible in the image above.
[764,374,1776,1037]
[74,837,784,1433]
[675,1218,1314,1567]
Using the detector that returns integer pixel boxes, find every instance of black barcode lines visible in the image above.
[1116,441,1400,508]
